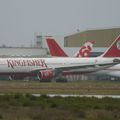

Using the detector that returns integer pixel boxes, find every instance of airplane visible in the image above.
[46,35,120,78]
[46,37,94,57]
[1,57,118,81]
[0,35,119,81]
[0,53,118,81]
[92,35,120,78]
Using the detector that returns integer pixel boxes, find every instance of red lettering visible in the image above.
[7,59,47,69]
[7,60,14,69]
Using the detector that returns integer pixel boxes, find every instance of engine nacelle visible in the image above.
[37,70,54,81]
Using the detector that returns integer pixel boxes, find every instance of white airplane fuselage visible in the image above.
[0,57,116,74]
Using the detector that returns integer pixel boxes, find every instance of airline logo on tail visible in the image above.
[46,38,94,57]
[74,41,94,57]
[102,35,120,57]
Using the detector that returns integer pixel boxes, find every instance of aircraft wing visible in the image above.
[29,59,120,74]
[55,59,120,73]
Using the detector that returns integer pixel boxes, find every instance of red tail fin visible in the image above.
[46,38,68,57]
[102,35,120,57]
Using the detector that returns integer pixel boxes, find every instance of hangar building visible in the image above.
[0,33,48,57]
[0,47,47,57]
[64,27,120,56]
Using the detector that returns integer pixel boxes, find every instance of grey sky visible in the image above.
[0,0,120,47]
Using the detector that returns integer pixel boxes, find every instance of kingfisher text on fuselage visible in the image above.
[7,59,47,69]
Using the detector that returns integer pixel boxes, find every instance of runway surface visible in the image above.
[33,94,120,98]
[0,80,120,95]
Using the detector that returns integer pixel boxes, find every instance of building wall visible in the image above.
[64,28,120,47]
[0,47,47,57]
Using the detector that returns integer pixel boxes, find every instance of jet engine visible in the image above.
[37,70,54,81]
